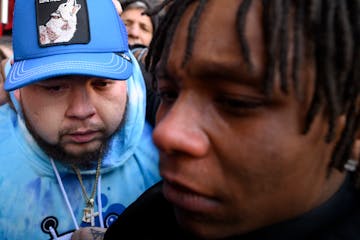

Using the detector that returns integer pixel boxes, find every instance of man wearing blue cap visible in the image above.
[0,0,160,239]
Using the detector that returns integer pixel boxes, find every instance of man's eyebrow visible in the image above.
[123,19,134,24]
[154,59,264,88]
[155,70,169,80]
[190,61,264,88]
[154,64,172,80]
[155,61,240,78]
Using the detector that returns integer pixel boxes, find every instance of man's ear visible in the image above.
[14,89,21,101]
[340,105,360,160]
[352,131,360,160]
[352,99,360,161]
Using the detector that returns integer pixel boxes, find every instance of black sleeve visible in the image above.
[104,181,189,239]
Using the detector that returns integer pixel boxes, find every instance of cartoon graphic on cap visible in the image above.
[36,0,89,47]
[38,0,81,44]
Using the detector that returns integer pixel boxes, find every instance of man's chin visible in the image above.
[63,141,102,156]
[58,150,103,168]
[59,142,106,167]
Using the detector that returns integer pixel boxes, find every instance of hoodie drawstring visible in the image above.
[50,158,104,234]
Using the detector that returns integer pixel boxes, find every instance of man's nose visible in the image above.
[65,87,96,120]
[152,97,209,158]
[127,24,140,37]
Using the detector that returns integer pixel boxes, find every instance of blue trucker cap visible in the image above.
[5,0,132,91]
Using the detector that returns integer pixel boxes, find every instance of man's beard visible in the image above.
[22,105,127,169]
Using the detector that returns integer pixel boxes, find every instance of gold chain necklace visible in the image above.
[72,157,102,226]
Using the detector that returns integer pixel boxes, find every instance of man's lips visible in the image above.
[162,179,220,213]
[65,130,100,143]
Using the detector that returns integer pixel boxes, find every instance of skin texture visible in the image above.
[152,0,346,239]
[15,76,127,165]
[71,227,106,240]
[121,7,153,46]
[0,59,10,105]
[0,37,13,105]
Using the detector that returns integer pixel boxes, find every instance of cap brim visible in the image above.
[5,52,132,91]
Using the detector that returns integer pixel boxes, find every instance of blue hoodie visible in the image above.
[0,54,161,239]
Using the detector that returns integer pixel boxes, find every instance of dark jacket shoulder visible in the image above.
[105,177,360,240]
[104,181,195,239]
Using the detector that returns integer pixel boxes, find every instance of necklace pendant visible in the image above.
[82,207,92,223]
[82,199,99,226]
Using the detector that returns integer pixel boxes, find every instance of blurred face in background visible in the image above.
[121,7,153,46]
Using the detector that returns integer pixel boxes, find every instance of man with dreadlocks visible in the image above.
[71,0,360,239]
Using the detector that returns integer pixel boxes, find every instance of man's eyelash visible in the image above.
[220,99,262,108]
[43,86,62,91]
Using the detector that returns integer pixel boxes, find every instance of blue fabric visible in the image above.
[5,0,132,91]
[0,54,161,239]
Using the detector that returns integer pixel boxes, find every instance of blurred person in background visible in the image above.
[115,0,161,126]
[121,0,159,47]
[0,34,12,105]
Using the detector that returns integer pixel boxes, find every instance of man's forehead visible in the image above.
[174,2,262,53]
[42,75,109,82]
[165,1,265,80]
